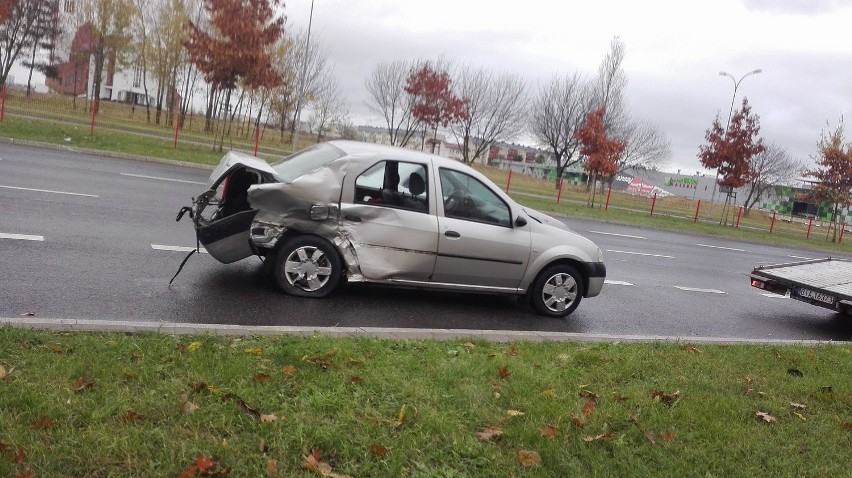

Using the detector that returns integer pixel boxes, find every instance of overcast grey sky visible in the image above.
[285,0,852,174]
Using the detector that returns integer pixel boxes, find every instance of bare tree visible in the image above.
[365,58,421,147]
[530,72,595,185]
[449,64,527,164]
[288,28,330,140]
[0,0,47,86]
[594,36,628,133]
[76,0,135,102]
[742,143,802,211]
[309,71,349,141]
[616,120,671,174]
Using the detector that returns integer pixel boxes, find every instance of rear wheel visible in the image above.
[530,265,584,318]
[274,236,342,298]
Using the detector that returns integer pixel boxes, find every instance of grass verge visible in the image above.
[1,328,850,477]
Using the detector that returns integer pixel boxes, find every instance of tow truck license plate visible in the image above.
[796,288,835,305]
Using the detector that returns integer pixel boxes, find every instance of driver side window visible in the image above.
[439,168,511,227]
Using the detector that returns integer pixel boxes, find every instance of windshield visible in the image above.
[271,143,346,182]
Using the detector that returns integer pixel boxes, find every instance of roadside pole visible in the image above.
[505,169,512,193]
[0,84,6,122]
[650,193,657,217]
[693,200,701,223]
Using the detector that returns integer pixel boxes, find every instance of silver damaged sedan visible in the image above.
[179,140,605,317]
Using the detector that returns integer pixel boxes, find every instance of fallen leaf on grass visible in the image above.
[611,392,628,402]
[30,417,55,430]
[504,346,518,356]
[794,412,807,421]
[370,444,388,456]
[685,343,701,354]
[180,393,199,413]
[539,425,558,439]
[266,459,277,477]
[15,469,34,478]
[186,341,203,353]
[570,414,585,429]
[46,345,65,354]
[0,365,6,379]
[73,376,95,393]
[651,390,682,405]
[582,401,596,415]
[282,365,297,375]
[582,433,615,442]
[303,351,336,369]
[644,431,657,444]
[477,427,503,440]
[302,449,353,478]
[350,376,363,384]
[787,368,803,377]
[254,373,271,383]
[540,388,556,397]
[260,414,277,423]
[498,365,511,379]
[842,423,852,430]
[579,390,599,401]
[790,402,807,409]
[516,450,541,466]
[13,447,27,463]
[461,342,476,349]
[118,411,145,424]
[245,347,264,356]
[506,409,525,417]
[756,411,777,423]
[178,454,219,478]
[661,432,676,442]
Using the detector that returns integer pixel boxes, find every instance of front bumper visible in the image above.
[584,262,606,297]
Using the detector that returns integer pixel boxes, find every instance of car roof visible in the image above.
[327,140,463,170]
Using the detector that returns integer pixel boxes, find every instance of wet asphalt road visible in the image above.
[1,143,851,342]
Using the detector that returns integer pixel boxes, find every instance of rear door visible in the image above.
[339,159,439,281]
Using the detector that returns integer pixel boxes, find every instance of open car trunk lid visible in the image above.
[192,152,279,264]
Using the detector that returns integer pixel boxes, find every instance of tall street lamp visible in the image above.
[292,0,315,153]
[708,68,762,216]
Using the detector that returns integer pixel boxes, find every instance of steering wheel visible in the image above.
[444,189,465,214]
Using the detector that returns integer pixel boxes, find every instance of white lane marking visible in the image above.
[788,255,815,260]
[151,244,208,254]
[0,185,99,198]
[606,249,675,259]
[696,243,746,252]
[121,173,206,185]
[589,231,646,239]
[674,286,726,294]
[761,293,788,299]
[605,280,634,286]
[0,233,44,241]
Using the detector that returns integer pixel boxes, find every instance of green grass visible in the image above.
[0,329,849,476]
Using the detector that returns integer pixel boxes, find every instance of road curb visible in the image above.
[1,318,848,346]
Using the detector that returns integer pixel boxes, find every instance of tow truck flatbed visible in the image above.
[750,258,852,314]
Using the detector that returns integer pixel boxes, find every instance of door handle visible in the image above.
[344,215,362,222]
[444,230,460,238]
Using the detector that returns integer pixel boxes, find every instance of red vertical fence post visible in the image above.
[693,200,701,223]
[650,192,657,217]
[89,99,98,135]
[769,211,776,234]
[735,206,743,229]
[556,178,564,204]
[0,84,7,122]
[605,183,612,210]
[806,217,813,239]
[505,169,513,193]
[253,125,261,156]
[173,110,181,149]
[839,223,846,244]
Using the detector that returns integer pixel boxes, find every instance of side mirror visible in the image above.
[514,216,528,228]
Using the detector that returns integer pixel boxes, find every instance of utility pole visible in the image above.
[291,0,314,153]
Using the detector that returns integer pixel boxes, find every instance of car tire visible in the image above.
[530,264,583,318]
[273,236,342,298]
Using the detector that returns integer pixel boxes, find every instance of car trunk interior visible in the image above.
[196,167,264,264]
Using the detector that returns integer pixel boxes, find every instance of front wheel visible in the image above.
[530,265,584,318]
[274,236,342,298]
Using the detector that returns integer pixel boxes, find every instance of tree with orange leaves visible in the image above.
[574,107,626,207]
[698,98,765,189]
[405,63,469,153]
[807,120,852,242]
[184,0,285,150]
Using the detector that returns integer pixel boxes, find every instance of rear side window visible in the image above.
[271,143,345,182]
[355,160,429,213]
